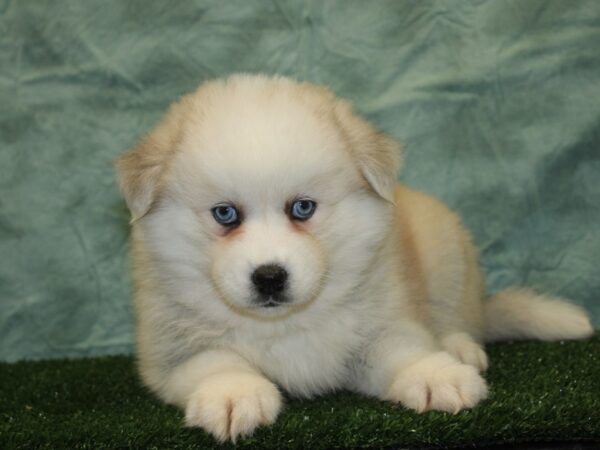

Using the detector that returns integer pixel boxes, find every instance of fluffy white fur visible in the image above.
[116,74,593,442]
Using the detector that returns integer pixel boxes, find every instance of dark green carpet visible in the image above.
[1,335,599,450]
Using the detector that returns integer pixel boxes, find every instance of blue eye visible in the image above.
[211,204,240,226]
[290,199,317,221]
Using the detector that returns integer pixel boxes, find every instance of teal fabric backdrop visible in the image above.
[1,0,599,361]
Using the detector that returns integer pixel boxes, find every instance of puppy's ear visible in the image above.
[333,100,402,203]
[115,98,190,222]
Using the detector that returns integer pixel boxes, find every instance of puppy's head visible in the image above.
[116,75,401,320]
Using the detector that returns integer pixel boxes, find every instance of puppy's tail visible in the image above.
[483,288,594,342]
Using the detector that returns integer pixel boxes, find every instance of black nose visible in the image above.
[251,264,288,296]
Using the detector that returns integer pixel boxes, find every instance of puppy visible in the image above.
[116,74,593,442]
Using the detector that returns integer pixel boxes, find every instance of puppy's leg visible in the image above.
[351,321,488,413]
[416,208,489,371]
[399,187,490,371]
[160,350,282,443]
[428,254,489,372]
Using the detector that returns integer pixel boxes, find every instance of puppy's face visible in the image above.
[117,76,401,321]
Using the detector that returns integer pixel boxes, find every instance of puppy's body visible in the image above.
[117,75,593,442]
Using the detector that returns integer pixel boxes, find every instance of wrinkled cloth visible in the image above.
[1,0,599,361]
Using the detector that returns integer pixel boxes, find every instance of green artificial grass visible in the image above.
[1,335,599,450]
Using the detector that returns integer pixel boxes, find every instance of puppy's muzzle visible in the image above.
[251,264,289,307]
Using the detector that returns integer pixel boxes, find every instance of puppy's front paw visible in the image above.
[441,332,488,371]
[185,372,282,442]
[387,352,488,413]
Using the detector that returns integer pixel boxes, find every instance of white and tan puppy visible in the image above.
[116,74,593,442]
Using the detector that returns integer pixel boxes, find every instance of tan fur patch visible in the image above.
[393,185,430,323]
